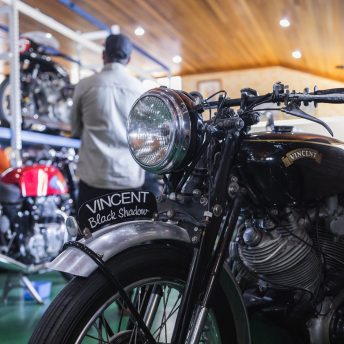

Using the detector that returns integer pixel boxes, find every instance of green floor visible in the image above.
[0,271,295,344]
[0,271,66,344]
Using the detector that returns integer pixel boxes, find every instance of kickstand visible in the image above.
[1,272,43,304]
[21,275,43,304]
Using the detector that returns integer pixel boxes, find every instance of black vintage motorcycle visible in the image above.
[0,32,74,132]
[30,83,344,343]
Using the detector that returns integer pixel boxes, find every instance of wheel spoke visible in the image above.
[84,333,110,343]
[78,280,218,344]
[129,326,135,343]
[164,287,172,342]
[117,299,126,332]
[151,291,182,338]
[156,286,169,342]
[100,313,114,339]
[96,318,105,343]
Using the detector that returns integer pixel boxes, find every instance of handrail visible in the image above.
[0,127,80,148]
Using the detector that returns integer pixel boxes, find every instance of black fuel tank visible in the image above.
[237,132,344,206]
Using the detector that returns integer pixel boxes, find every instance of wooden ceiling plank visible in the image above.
[0,0,338,82]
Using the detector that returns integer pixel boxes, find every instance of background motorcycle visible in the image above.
[0,147,77,280]
[30,83,344,343]
[0,31,74,132]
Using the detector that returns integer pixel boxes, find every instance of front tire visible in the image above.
[0,76,11,123]
[0,75,35,129]
[29,244,236,343]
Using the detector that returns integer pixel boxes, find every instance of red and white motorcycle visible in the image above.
[0,148,77,302]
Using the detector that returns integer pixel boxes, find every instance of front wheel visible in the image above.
[0,76,12,123]
[0,75,36,128]
[29,245,236,343]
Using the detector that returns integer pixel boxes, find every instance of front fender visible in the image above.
[49,220,191,277]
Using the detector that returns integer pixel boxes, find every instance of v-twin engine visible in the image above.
[233,196,344,298]
[230,196,344,343]
[233,208,323,295]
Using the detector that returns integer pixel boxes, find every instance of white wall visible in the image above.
[182,66,344,117]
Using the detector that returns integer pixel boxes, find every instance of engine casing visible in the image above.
[235,209,323,295]
[234,196,344,299]
[239,219,322,293]
[0,195,71,265]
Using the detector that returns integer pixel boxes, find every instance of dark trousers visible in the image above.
[142,172,161,197]
[78,175,161,212]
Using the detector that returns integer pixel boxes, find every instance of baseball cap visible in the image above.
[105,34,133,62]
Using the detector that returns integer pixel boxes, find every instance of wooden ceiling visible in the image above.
[3,0,344,81]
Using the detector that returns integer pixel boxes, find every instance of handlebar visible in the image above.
[289,93,344,104]
[202,87,344,110]
[198,84,344,137]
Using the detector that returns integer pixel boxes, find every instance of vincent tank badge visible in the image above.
[282,148,322,167]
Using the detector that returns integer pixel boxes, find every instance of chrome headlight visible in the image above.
[127,88,193,174]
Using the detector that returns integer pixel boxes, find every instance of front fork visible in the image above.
[172,132,242,343]
[190,197,242,343]
[171,195,242,343]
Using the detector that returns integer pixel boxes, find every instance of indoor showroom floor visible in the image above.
[0,272,65,344]
[0,271,294,344]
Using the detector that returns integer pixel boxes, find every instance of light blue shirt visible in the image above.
[71,63,145,189]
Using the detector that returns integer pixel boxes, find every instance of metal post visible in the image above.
[167,72,172,88]
[75,39,81,83]
[21,275,43,304]
[8,0,22,167]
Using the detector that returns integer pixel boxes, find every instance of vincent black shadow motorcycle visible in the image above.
[0,31,74,132]
[30,83,344,343]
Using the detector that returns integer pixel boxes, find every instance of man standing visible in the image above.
[71,34,145,207]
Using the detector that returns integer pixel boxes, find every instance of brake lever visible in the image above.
[281,103,333,137]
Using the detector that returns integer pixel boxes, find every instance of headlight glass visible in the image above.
[127,88,192,174]
[127,95,175,167]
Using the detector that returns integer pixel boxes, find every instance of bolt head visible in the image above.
[176,194,184,201]
[166,209,175,218]
[192,189,201,197]
[191,236,198,243]
[213,204,223,217]
[83,227,92,239]
[200,196,208,206]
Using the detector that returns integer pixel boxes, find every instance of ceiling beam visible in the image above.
[0,0,103,53]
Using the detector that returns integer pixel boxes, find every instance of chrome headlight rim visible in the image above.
[127,87,192,174]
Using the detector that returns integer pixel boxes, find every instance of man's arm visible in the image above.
[70,84,83,138]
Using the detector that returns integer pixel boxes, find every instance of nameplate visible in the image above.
[78,190,157,231]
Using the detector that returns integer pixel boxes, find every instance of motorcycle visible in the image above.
[29,83,344,343]
[0,147,77,281]
[0,31,74,132]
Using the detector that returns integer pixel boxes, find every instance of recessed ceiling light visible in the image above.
[279,18,290,27]
[134,26,145,36]
[172,55,182,64]
[292,50,302,59]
